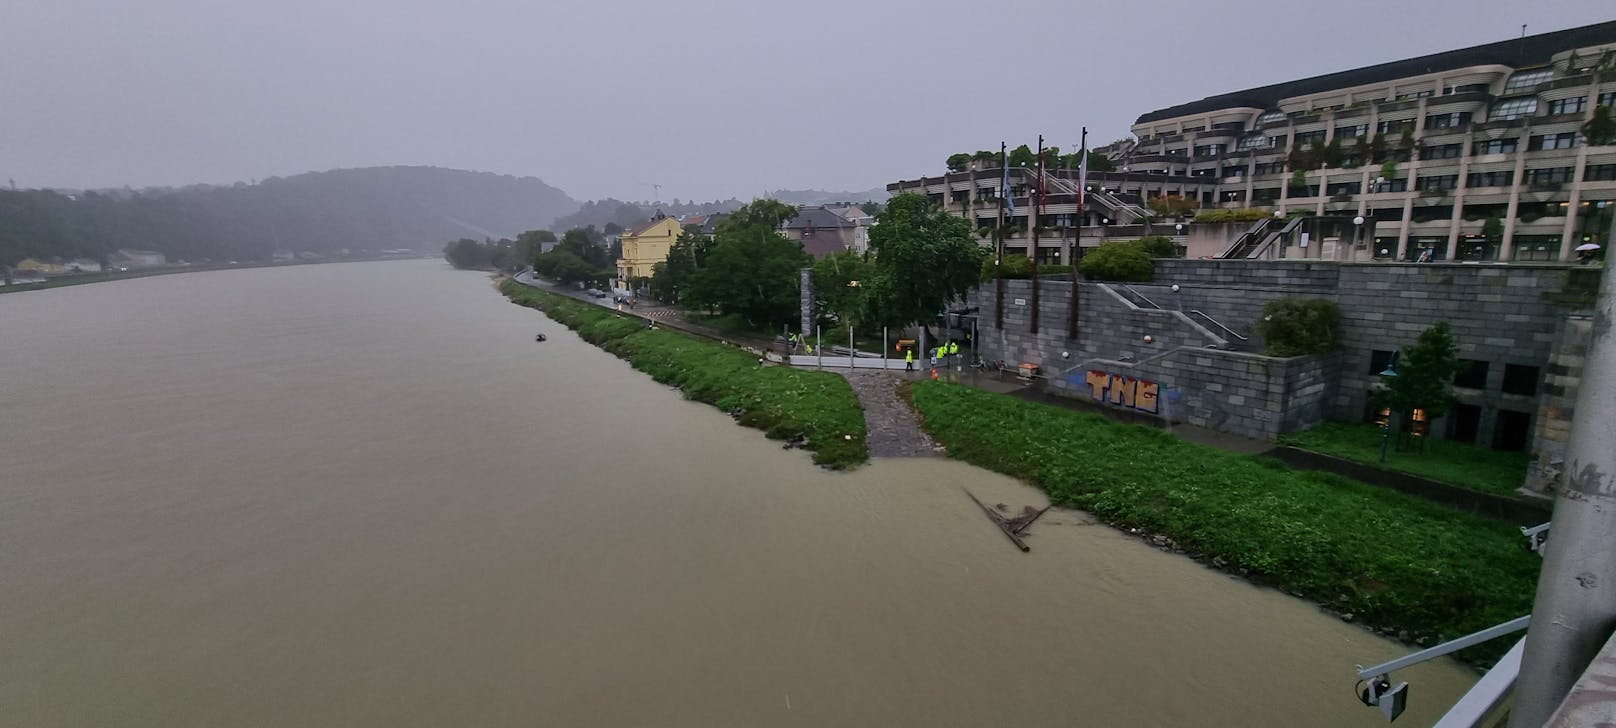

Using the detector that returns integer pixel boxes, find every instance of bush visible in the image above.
[1132,235,1179,258]
[981,253,1033,281]
[1078,242,1153,282]
[1256,298,1341,356]
[1194,208,1271,224]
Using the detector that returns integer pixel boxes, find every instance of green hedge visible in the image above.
[1194,208,1272,224]
[501,280,868,468]
[910,381,1537,660]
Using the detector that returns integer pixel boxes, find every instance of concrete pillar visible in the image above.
[1560,145,1591,262]
[1511,256,1616,727]
[1398,195,1415,260]
[799,268,814,338]
[1499,141,1532,262]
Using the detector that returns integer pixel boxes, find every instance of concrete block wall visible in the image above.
[1525,314,1593,494]
[974,259,1584,447]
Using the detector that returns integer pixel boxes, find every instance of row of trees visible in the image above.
[443,226,620,286]
[645,195,987,336]
[945,145,1117,173]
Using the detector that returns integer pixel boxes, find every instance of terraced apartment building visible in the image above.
[1132,21,1616,263]
[890,21,1616,264]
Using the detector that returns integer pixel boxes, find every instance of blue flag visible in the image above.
[1002,165,1014,217]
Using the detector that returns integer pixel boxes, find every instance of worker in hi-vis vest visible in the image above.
[904,347,915,372]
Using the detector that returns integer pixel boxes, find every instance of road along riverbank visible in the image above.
[908,380,1540,666]
[501,279,867,468]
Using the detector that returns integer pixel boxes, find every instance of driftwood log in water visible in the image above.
[963,488,1049,552]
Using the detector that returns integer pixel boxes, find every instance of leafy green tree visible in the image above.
[861,193,986,330]
[650,227,715,304]
[945,153,972,172]
[812,249,868,327]
[859,201,884,216]
[1369,133,1388,163]
[1379,160,1399,182]
[1078,241,1153,282]
[1008,144,1036,168]
[444,238,493,269]
[1482,216,1504,248]
[1146,194,1196,218]
[687,199,807,326]
[981,253,1034,282]
[1585,105,1616,146]
[1373,321,1461,436]
[1256,298,1341,356]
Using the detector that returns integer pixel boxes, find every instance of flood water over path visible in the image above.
[0,260,1476,726]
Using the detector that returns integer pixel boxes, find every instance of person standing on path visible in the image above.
[904,348,915,372]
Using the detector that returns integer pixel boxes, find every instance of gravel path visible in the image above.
[840,370,940,458]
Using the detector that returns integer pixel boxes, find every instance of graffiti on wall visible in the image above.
[1083,370,1161,414]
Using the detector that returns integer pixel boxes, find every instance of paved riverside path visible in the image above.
[839,370,939,458]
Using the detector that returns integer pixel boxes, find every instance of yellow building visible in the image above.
[615,214,682,289]
[15,258,66,274]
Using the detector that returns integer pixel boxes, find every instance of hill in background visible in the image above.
[0,166,578,267]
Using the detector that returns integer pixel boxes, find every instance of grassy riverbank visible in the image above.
[501,280,868,468]
[1279,422,1531,497]
[909,381,1537,660]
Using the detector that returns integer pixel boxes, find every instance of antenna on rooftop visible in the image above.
[1521,24,1527,38]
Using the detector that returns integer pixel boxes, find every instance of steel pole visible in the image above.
[1510,247,1616,727]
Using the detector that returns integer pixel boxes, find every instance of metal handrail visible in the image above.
[1186,310,1249,341]
[1121,285,1162,309]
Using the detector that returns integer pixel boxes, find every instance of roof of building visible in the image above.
[1135,21,1616,125]
[624,213,674,237]
[781,206,855,230]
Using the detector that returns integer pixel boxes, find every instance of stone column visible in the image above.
[800,268,814,339]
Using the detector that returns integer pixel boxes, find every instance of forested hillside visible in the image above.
[0,166,577,268]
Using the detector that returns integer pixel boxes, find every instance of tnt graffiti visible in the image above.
[1084,370,1160,414]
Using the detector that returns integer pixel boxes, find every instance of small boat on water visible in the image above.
[534,333,547,342]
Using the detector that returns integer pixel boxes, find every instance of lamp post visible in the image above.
[1378,352,1400,463]
[1353,215,1366,261]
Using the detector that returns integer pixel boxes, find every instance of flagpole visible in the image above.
[995,141,1006,330]
[1069,127,1087,340]
[1031,134,1043,335]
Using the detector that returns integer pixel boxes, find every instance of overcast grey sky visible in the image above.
[2,0,1612,201]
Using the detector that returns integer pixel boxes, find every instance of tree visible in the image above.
[1084,152,1117,172]
[1368,133,1388,164]
[945,153,972,172]
[1132,235,1180,258]
[811,250,868,327]
[1373,321,1461,439]
[1078,241,1153,282]
[687,199,807,327]
[1379,160,1399,183]
[1289,169,1309,193]
[1256,299,1341,357]
[443,238,490,269]
[1482,216,1504,248]
[1585,105,1616,146]
[603,222,624,236]
[861,193,986,330]
[1008,144,1036,168]
[649,227,715,304]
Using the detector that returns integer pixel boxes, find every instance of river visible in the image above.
[0,259,1477,726]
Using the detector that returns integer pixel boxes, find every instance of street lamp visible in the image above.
[1378,352,1400,463]
[1353,215,1366,252]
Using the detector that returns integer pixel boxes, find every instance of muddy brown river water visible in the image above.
[0,260,1477,726]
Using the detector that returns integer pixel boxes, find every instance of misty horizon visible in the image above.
[3,0,1612,201]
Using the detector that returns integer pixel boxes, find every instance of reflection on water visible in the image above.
[0,260,1475,726]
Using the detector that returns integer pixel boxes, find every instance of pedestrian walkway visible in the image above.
[837,370,938,458]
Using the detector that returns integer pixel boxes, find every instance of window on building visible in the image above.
[1513,236,1560,261]
[1253,162,1285,175]
[1416,175,1459,191]
[1528,132,1579,151]
[1396,89,1435,100]
[1602,91,1616,108]
[978,186,997,200]
[1494,410,1532,451]
[1487,97,1538,121]
[1426,111,1474,129]
[1268,134,1288,148]
[1192,144,1225,157]
[1257,110,1287,125]
[1165,148,1187,157]
[951,190,970,203]
[1548,96,1588,116]
[1444,83,1491,95]
[1454,359,1486,389]
[1368,350,1396,376]
[1467,170,1514,188]
[1221,166,1246,178]
[1501,363,1540,395]
[1377,119,1412,135]
[1585,163,1616,181]
[1524,166,1576,185]
[1236,135,1268,151]
[1252,187,1281,202]
[1294,130,1326,146]
[1326,181,1362,196]
[1410,205,1455,223]
[1419,143,1463,160]
[1380,178,1409,192]
[1335,124,1368,139]
[1502,68,1555,93]
[1473,137,1519,155]
[1181,125,1205,133]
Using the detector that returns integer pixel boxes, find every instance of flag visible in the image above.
[1078,147,1088,206]
[1002,163,1015,217]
